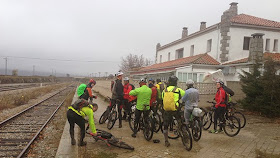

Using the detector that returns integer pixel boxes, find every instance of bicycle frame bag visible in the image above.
[192,108,203,117]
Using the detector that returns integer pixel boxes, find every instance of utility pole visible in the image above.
[33,65,35,76]
[4,57,7,75]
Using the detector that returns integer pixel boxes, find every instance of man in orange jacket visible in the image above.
[123,77,136,119]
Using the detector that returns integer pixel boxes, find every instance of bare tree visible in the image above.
[120,54,153,72]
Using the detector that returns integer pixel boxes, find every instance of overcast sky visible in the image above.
[0,0,279,77]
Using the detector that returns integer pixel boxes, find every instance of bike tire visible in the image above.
[223,115,241,137]
[99,110,108,124]
[108,138,135,150]
[191,118,202,141]
[107,111,117,130]
[202,112,212,130]
[180,125,192,151]
[233,112,246,128]
[128,111,139,132]
[168,119,179,139]
[152,113,162,133]
[143,117,154,141]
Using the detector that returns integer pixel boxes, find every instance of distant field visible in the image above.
[0,75,62,84]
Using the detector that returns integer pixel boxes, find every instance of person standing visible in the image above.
[123,77,136,120]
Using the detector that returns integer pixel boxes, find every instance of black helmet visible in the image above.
[168,75,178,86]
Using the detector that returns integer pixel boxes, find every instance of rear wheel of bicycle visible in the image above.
[108,138,135,150]
[192,118,202,141]
[143,117,154,141]
[107,111,117,130]
[168,119,179,139]
[152,113,161,133]
[180,125,192,151]
[232,112,246,128]
[223,116,241,137]
[99,110,108,124]
[202,112,212,130]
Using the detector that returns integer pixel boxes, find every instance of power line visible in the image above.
[0,55,119,63]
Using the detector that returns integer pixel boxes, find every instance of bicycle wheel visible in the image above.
[232,112,246,128]
[223,116,241,137]
[152,113,162,133]
[107,111,117,130]
[143,117,154,141]
[128,111,138,132]
[180,125,192,151]
[108,138,135,150]
[99,110,109,124]
[192,118,202,141]
[168,119,179,139]
[202,112,212,130]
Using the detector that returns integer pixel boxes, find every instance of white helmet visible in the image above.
[116,71,124,76]
[124,77,129,81]
[186,79,194,85]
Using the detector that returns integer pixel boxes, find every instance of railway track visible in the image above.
[0,83,55,92]
[0,85,75,158]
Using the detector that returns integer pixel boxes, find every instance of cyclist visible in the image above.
[210,80,227,134]
[149,79,158,114]
[180,80,199,126]
[162,76,185,147]
[67,99,98,146]
[129,78,152,138]
[156,79,165,112]
[111,71,124,128]
[79,79,97,102]
[123,77,136,120]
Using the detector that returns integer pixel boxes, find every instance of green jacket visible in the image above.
[129,85,152,110]
[162,86,185,109]
[68,105,96,133]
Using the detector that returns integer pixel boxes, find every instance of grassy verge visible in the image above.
[0,83,68,111]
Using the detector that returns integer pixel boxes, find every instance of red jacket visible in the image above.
[123,83,136,102]
[215,87,226,108]
[150,86,158,106]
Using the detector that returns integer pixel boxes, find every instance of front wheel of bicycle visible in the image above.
[223,115,241,137]
[202,111,212,130]
[192,118,202,141]
[107,111,117,130]
[143,117,154,141]
[152,113,161,133]
[180,125,192,151]
[99,110,108,124]
[233,112,246,128]
[108,138,135,150]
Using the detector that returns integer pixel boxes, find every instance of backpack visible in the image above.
[77,84,87,97]
[223,85,234,96]
[163,87,181,111]
[72,99,89,111]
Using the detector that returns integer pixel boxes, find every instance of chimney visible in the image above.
[229,2,238,16]
[156,43,161,51]
[200,22,206,31]
[182,27,188,38]
[249,33,264,64]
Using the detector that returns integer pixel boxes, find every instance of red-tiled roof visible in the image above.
[231,14,280,28]
[136,53,219,73]
[264,52,280,62]
[222,57,249,65]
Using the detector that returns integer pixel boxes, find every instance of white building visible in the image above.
[131,2,280,82]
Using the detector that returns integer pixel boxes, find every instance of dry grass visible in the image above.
[0,83,68,111]
[255,149,280,158]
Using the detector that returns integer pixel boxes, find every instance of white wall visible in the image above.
[175,65,217,82]
[229,27,280,62]
[157,29,220,64]
[224,66,250,81]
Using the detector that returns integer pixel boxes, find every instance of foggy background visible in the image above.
[0,0,279,77]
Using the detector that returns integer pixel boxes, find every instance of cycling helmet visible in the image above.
[149,78,154,82]
[116,71,124,76]
[186,79,194,86]
[124,77,129,81]
[216,79,224,85]
[89,79,96,85]
[139,78,147,84]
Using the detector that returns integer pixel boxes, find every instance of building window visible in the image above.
[183,73,188,82]
[273,39,278,52]
[207,39,212,52]
[168,52,171,61]
[160,55,162,63]
[199,74,204,82]
[193,73,197,82]
[178,72,183,81]
[243,37,250,50]
[176,48,184,59]
[265,39,270,52]
[190,45,194,56]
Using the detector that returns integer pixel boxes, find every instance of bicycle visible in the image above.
[86,125,134,150]
[98,97,112,124]
[188,107,203,142]
[227,102,246,128]
[106,98,120,130]
[130,105,154,141]
[202,101,241,137]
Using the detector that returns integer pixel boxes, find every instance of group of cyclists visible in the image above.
[66,70,232,148]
